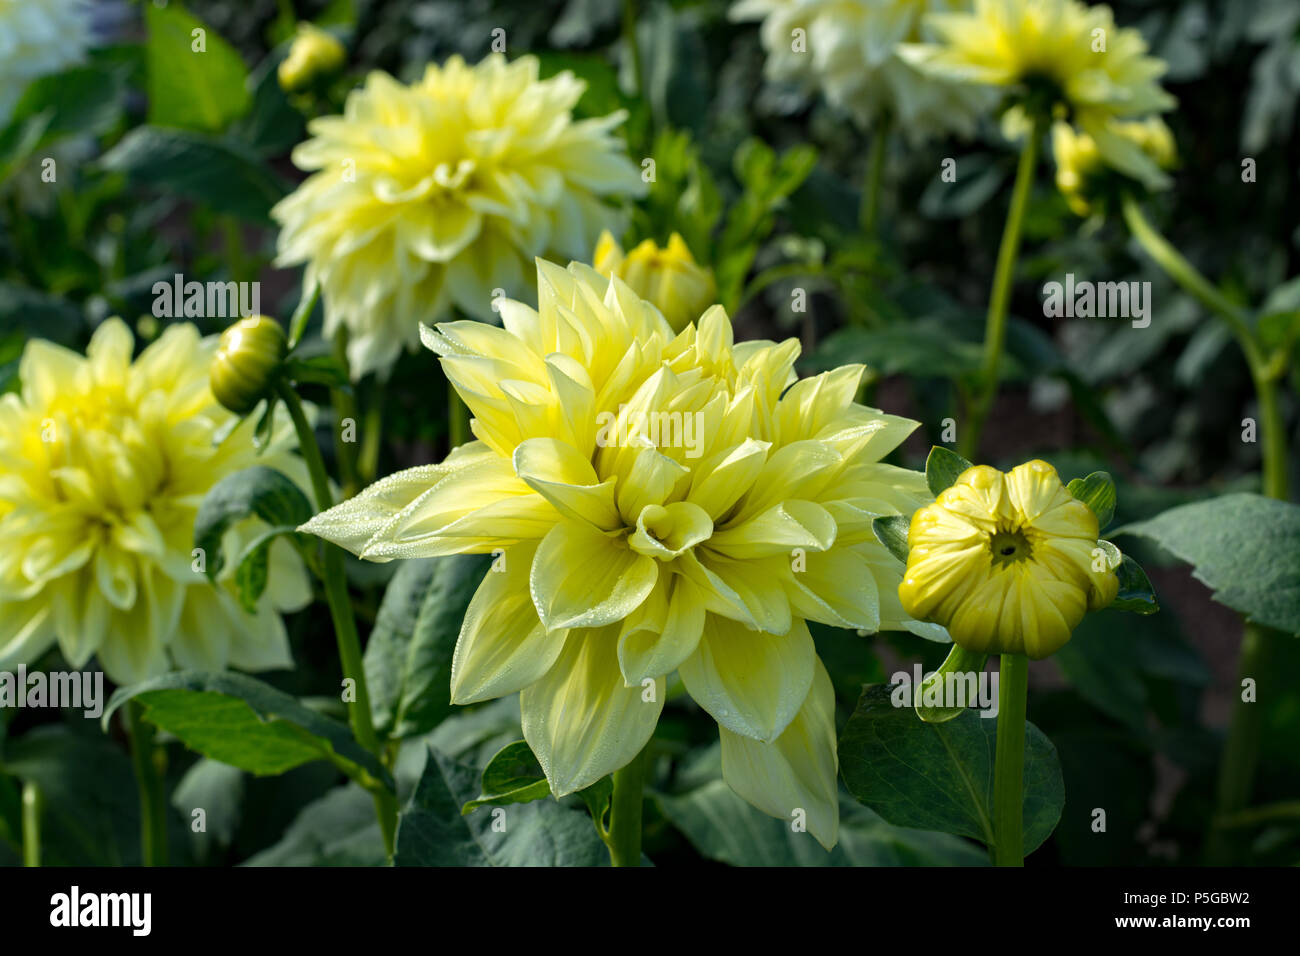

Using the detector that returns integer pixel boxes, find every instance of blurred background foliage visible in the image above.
[1,0,1297,867]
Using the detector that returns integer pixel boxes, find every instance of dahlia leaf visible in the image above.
[1117,493,1300,634]
[658,779,987,867]
[872,514,912,564]
[145,4,251,133]
[1067,471,1117,529]
[925,445,974,497]
[461,741,551,814]
[364,554,491,740]
[233,526,308,614]
[838,684,1065,855]
[913,644,989,724]
[243,784,385,867]
[1109,554,1159,616]
[396,747,610,866]
[103,672,393,789]
[194,465,314,580]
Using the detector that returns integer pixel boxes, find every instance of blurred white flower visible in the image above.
[731,0,996,141]
[0,0,94,124]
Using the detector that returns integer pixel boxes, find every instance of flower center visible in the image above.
[989,529,1032,567]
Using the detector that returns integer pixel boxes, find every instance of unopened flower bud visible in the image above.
[278,24,346,94]
[210,315,288,415]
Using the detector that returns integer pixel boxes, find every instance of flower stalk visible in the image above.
[961,118,1043,460]
[992,652,1028,866]
[21,781,42,868]
[275,380,397,858]
[606,744,650,867]
[1121,193,1293,863]
[125,701,168,867]
[860,115,892,234]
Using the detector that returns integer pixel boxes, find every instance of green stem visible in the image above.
[358,397,384,486]
[623,0,646,104]
[125,701,167,867]
[1121,194,1256,357]
[992,653,1028,867]
[606,745,649,867]
[859,115,892,234]
[21,781,41,867]
[331,328,361,499]
[1122,195,1295,862]
[276,381,397,859]
[961,121,1042,461]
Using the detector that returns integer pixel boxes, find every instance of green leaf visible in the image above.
[577,776,613,836]
[233,525,304,613]
[838,684,1064,854]
[913,644,989,724]
[1067,471,1117,529]
[395,747,610,866]
[1111,554,1159,614]
[810,325,986,381]
[244,784,386,866]
[97,126,290,221]
[658,781,987,866]
[925,446,974,497]
[193,466,314,580]
[461,741,551,814]
[8,65,127,143]
[103,671,392,789]
[145,3,251,132]
[172,758,244,863]
[1117,493,1299,634]
[919,153,1009,219]
[872,514,911,564]
[0,726,142,865]
[364,554,491,740]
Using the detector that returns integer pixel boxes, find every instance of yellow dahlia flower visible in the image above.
[278,23,346,93]
[1052,116,1175,215]
[0,320,313,684]
[898,460,1119,659]
[731,0,995,141]
[272,54,646,379]
[593,231,716,332]
[903,0,1174,176]
[301,259,947,848]
[0,0,93,124]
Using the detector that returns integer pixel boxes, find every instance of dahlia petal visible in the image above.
[530,520,658,630]
[451,542,569,704]
[679,614,814,742]
[720,656,839,849]
[521,625,664,796]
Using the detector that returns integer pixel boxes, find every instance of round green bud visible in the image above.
[210,315,288,415]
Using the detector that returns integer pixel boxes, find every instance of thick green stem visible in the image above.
[992,653,1028,867]
[276,381,397,859]
[21,781,41,867]
[1122,195,1295,862]
[125,701,167,867]
[331,328,361,499]
[623,0,646,104]
[961,121,1042,460]
[859,115,892,234]
[607,745,649,867]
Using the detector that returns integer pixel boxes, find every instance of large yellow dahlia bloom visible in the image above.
[898,461,1118,659]
[730,0,996,141]
[302,259,947,848]
[0,320,312,684]
[272,54,646,378]
[903,0,1174,177]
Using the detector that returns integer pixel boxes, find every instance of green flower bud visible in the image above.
[210,315,288,415]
